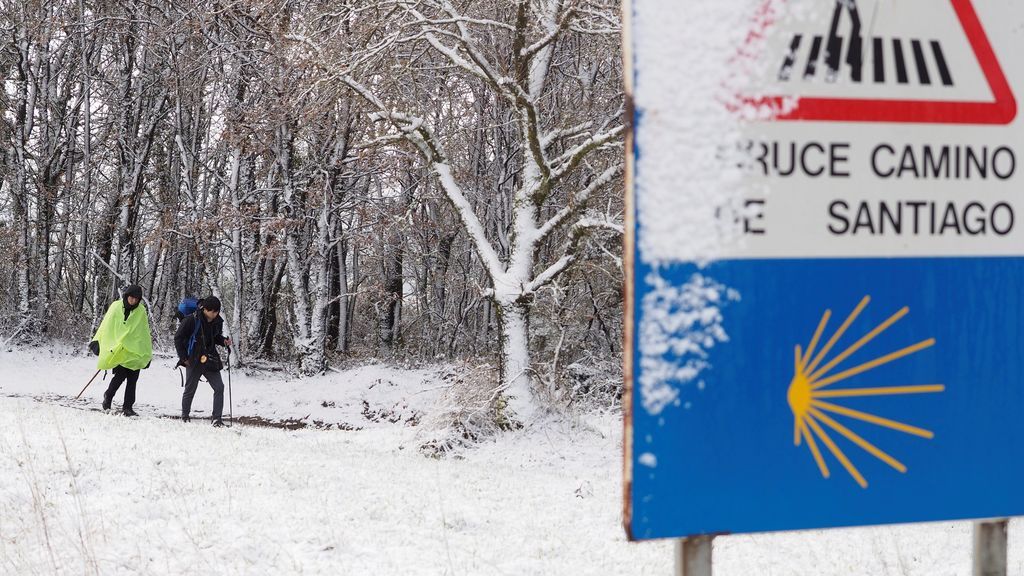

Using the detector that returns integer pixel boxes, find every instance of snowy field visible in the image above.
[1,345,1022,575]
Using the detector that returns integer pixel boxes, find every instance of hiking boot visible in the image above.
[212,419,225,428]
[181,414,190,423]
[122,409,138,417]
[101,394,112,411]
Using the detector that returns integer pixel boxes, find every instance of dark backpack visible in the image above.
[176,297,199,319]
[175,297,203,358]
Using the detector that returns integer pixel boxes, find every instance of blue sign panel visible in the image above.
[625,0,1024,539]
[628,257,1024,539]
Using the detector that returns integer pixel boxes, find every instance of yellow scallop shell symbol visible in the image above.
[787,296,944,489]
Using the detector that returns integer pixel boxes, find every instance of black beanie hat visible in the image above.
[122,284,143,317]
[201,295,221,312]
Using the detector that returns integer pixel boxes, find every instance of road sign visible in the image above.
[624,0,1024,540]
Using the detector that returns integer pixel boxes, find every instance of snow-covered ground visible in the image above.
[1,345,1021,574]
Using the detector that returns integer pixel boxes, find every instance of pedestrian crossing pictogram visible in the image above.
[778,2,955,87]
[779,36,954,88]
[741,0,1016,124]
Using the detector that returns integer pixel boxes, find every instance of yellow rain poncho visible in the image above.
[92,300,153,370]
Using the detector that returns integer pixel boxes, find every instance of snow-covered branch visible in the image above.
[573,217,624,236]
[549,124,625,185]
[425,16,517,32]
[536,164,622,243]
[431,163,505,279]
[342,72,507,282]
[526,213,623,294]
[403,3,523,103]
[520,1,577,60]
[541,121,593,150]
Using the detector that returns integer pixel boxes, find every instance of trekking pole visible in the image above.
[174,359,185,387]
[75,370,102,400]
[226,346,233,428]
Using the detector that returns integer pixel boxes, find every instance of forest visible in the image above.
[0,0,625,423]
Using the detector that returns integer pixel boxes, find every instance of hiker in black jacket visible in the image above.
[174,296,232,426]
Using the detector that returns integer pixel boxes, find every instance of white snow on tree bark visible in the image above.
[527,0,559,99]
[432,163,504,279]
[228,144,245,364]
[496,300,535,421]
[307,196,333,372]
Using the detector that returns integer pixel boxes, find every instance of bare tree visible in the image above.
[336,0,624,421]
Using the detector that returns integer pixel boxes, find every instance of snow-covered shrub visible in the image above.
[560,356,622,410]
[417,362,508,456]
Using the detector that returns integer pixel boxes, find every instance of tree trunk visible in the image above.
[74,0,92,315]
[335,236,349,353]
[378,238,403,352]
[495,297,536,424]
[276,122,325,374]
[12,36,32,316]
[304,199,332,374]
[228,145,245,363]
[346,241,359,353]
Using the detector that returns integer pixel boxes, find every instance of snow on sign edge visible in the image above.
[623,0,775,540]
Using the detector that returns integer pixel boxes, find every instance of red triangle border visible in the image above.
[742,0,1017,125]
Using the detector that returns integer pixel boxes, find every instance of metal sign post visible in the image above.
[674,537,713,576]
[973,520,1008,576]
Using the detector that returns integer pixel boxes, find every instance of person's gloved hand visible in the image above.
[88,340,99,356]
[178,358,190,368]
[223,337,233,348]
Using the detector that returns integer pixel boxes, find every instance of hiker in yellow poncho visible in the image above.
[89,285,153,416]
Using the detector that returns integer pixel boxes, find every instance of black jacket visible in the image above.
[174,313,227,367]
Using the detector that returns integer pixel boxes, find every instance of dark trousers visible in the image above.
[182,366,225,420]
[104,366,140,411]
